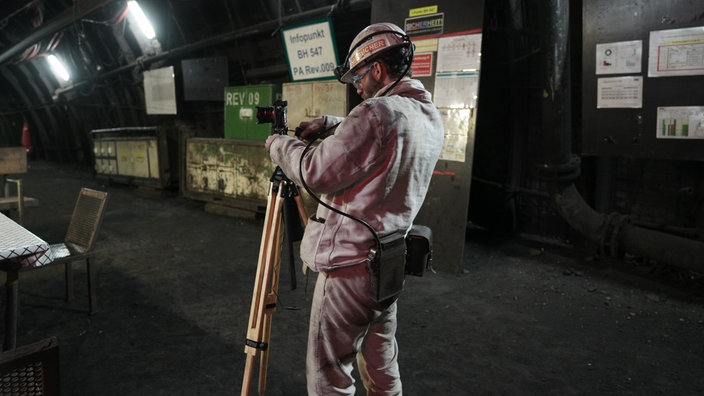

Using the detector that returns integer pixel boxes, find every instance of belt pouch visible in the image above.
[405,225,433,276]
[369,232,406,303]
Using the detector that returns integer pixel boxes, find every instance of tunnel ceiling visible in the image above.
[0,0,370,162]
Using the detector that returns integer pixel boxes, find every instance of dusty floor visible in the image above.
[4,161,704,395]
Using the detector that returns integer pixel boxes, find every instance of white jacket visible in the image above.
[269,77,444,271]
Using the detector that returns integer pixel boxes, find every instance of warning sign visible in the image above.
[411,52,434,77]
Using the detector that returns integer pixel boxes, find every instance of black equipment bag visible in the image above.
[369,231,407,303]
[405,225,432,276]
[368,225,433,303]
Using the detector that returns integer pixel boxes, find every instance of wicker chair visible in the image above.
[43,188,109,315]
[0,337,60,395]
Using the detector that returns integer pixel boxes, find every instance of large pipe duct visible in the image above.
[553,185,704,269]
[537,0,704,271]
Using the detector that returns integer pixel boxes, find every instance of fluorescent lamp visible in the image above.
[128,1,155,40]
[47,54,70,82]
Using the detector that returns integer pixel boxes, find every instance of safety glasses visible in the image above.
[351,63,375,88]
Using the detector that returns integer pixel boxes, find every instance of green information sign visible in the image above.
[223,84,279,140]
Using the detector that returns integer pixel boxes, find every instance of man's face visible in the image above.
[351,62,383,100]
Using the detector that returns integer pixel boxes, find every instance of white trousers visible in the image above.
[306,264,402,395]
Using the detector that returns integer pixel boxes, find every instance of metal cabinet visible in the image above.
[92,127,177,189]
[184,138,275,214]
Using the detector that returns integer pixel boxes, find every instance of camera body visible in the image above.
[256,99,288,135]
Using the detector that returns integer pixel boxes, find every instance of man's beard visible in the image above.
[363,78,384,99]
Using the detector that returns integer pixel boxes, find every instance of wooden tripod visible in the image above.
[241,167,307,395]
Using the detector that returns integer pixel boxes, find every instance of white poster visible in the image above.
[648,26,704,77]
[596,40,642,75]
[656,106,704,139]
[144,66,177,115]
[436,34,482,73]
[597,76,643,108]
[434,72,479,109]
[438,108,471,162]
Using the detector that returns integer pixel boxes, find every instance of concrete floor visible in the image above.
[4,161,704,395]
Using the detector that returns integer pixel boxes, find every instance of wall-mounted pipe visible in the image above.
[538,0,704,271]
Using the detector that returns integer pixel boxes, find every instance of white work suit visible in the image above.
[268,77,444,395]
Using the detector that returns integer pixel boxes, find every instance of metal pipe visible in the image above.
[553,183,704,271]
[0,0,117,65]
[55,0,369,97]
[538,0,704,271]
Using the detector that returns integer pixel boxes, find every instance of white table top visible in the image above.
[0,213,51,268]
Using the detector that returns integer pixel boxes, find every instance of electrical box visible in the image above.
[224,84,280,141]
[182,57,228,101]
[183,138,276,214]
[282,80,348,128]
[92,127,178,189]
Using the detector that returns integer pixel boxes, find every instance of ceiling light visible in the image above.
[47,54,70,82]
[128,1,155,40]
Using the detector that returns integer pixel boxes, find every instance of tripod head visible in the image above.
[256,99,288,135]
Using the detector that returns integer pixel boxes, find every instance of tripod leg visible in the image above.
[257,191,285,394]
[242,181,285,396]
[258,304,273,393]
[242,354,256,395]
[242,182,276,395]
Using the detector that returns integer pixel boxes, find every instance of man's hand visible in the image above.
[265,134,278,152]
[295,117,327,141]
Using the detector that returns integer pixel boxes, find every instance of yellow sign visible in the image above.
[412,38,438,53]
[409,5,438,17]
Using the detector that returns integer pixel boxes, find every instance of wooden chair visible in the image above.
[0,147,39,225]
[43,188,109,315]
[0,337,60,395]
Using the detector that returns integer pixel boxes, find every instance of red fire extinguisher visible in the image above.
[21,120,32,154]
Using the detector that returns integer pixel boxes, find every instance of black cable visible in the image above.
[291,29,415,250]
[295,124,382,248]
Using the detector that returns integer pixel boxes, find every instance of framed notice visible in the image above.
[281,19,339,82]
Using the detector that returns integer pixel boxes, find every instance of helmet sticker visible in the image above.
[349,38,389,69]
